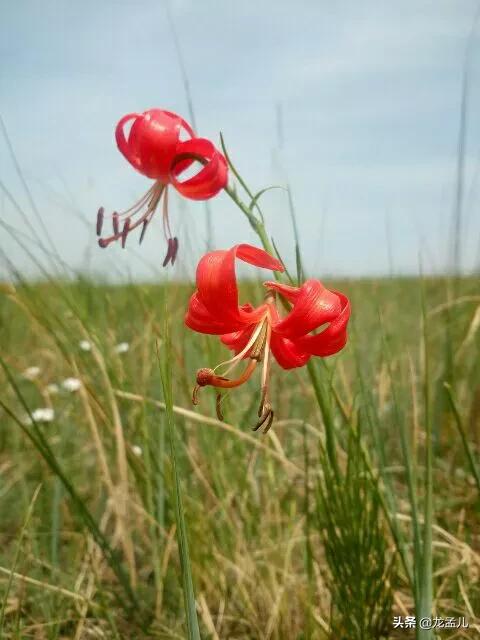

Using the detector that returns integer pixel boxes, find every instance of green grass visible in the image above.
[0,271,479,638]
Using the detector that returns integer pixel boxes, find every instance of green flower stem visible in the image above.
[224,178,419,589]
[223,183,339,476]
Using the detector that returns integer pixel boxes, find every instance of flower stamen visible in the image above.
[215,318,267,377]
[112,212,120,235]
[121,218,130,248]
[215,393,224,421]
[162,237,180,267]
[253,401,274,433]
[192,305,276,431]
[96,207,104,236]
[97,181,178,263]
[139,218,149,244]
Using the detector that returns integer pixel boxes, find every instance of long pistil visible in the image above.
[191,294,278,432]
[192,359,258,405]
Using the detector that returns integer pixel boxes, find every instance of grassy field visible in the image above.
[0,269,479,639]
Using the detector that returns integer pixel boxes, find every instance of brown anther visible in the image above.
[98,237,109,249]
[253,402,274,433]
[171,237,179,264]
[162,238,173,267]
[121,218,130,248]
[215,393,224,421]
[112,212,120,235]
[139,218,149,244]
[250,322,268,361]
[263,409,274,433]
[192,385,200,405]
[96,207,104,236]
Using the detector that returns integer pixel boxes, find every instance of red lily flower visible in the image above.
[96,109,228,265]
[185,244,351,432]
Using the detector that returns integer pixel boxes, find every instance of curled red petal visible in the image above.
[266,279,343,340]
[127,109,186,180]
[263,280,301,303]
[185,292,245,335]
[234,245,284,272]
[221,324,256,355]
[266,301,310,369]
[115,113,143,171]
[269,333,311,369]
[170,138,228,200]
[161,109,195,139]
[115,109,195,181]
[186,244,283,335]
[293,292,351,357]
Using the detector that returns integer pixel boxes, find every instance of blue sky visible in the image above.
[1,0,479,280]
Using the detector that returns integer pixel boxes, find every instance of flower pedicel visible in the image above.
[185,244,351,432]
[96,109,228,265]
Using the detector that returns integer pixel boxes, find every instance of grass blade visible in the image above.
[418,282,433,639]
[0,485,41,632]
[445,382,480,492]
[0,356,139,615]
[157,326,201,640]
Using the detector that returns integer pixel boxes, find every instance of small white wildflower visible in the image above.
[29,407,55,423]
[62,377,82,392]
[46,383,59,394]
[22,366,41,380]
[79,340,92,352]
[115,342,130,354]
[131,445,143,457]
